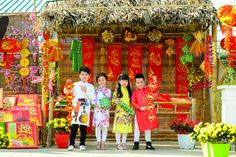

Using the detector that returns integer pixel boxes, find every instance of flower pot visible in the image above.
[202,143,211,157]
[55,134,70,149]
[209,143,230,157]
[177,134,195,149]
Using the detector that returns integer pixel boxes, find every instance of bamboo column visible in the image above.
[211,23,218,123]
[41,87,47,147]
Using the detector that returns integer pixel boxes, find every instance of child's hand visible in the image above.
[66,79,73,84]
[140,106,147,111]
[81,86,87,92]
[114,98,120,104]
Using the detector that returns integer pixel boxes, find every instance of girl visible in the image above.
[93,73,112,150]
[112,73,133,150]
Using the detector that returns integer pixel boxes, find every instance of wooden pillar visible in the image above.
[211,23,218,123]
[191,98,197,120]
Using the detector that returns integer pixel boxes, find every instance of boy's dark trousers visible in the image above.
[69,124,87,146]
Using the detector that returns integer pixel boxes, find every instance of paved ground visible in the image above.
[0,141,236,157]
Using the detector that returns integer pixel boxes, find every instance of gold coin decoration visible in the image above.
[22,38,29,48]
[20,67,30,76]
[20,58,30,67]
[20,49,30,57]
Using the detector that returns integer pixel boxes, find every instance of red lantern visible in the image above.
[0,38,21,53]
[217,5,236,27]
[220,36,236,52]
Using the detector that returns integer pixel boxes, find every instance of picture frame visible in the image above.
[3,96,17,108]
[6,122,38,149]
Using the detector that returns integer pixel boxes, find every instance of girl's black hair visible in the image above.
[117,73,132,100]
[96,72,108,82]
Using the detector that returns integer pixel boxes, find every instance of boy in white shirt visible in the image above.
[64,66,95,151]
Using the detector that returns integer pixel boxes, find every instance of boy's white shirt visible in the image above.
[64,81,95,125]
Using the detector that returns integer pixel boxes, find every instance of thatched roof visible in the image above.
[39,0,217,33]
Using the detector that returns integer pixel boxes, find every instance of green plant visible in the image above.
[190,122,236,144]
[168,118,200,134]
[46,118,71,134]
[222,67,236,85]
[0,127,10,148]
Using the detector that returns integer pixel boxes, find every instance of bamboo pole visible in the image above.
[41,87,47,147]
[211,23,218,123]
[47,94,55,146]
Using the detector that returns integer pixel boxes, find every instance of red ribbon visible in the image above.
[82,38,94,83]
[107,45,122,81]
[148,44,163,82]
[128,45,143,82]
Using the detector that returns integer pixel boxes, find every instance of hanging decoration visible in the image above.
[20,38,30,89]
[179,33,194,65]
[146,27,162,42]
[100,47,106,72]
[188,63,204,92]
[128,45,143,82]
[165,38,175,65]
[64,81,74,124]
[217,5,236,27]
[190,31,206,57]
[122,28,137,43]
[82,38,94,83]
[0,38,21,69]
[99,28,115,44]
[70,39,82,71]
[148,44,163,82]
[220,36,236,52]
[107,45,122,81]
[40,39,63,62]
[200,35,213,77]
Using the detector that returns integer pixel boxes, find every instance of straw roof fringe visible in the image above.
[39,0,217,32]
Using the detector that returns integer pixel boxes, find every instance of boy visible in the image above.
[64,66,95,151]
[131,74,160,150]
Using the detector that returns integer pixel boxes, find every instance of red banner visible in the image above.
[148,44,163,82]
[128,45,143,82]
[204,35,213,76]
[175,37,189,119]
[107,45,122,81]
[82,38,94,83]
[175,38,188,94]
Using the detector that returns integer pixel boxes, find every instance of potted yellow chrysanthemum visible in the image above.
[0,127,10,148]
[46,118,71,148]
[190,122,236,157]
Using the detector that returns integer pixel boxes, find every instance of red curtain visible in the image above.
[82,38,94,83]
[148,44,163,82]
[128,45,143,82]
[107,45,122,81]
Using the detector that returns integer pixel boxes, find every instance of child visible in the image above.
[93,73,112,150]
[112,73,133,150]
[131,74,160,150]
[64,66,95,151]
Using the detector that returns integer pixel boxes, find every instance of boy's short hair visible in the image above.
[79,66,90,74]
[135,73,145,80]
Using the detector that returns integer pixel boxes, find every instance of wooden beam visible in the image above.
[211,23,218,123]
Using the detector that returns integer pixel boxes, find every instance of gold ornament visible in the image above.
[22,38,29,48]
[20,58,30,67]
[20,67,30,76]
[20,48,30,57]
